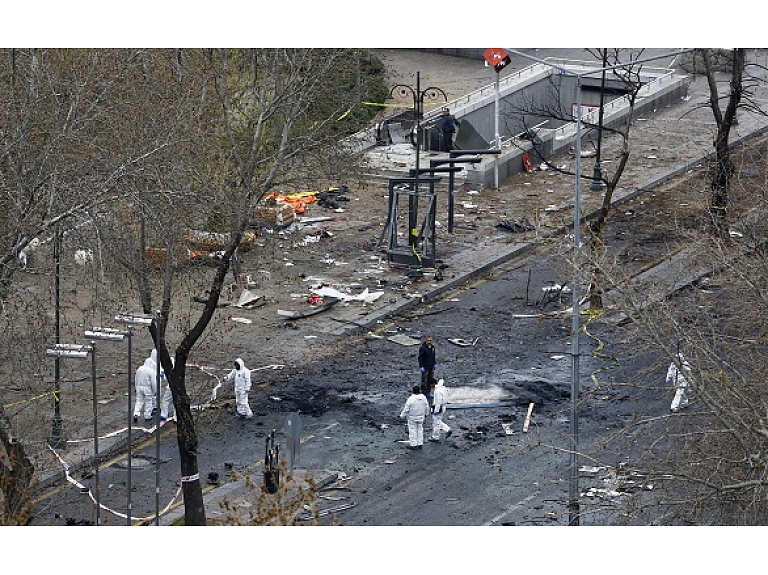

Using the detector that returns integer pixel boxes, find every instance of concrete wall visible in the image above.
[461,72,693,186]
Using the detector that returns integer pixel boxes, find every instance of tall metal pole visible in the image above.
[410,72,421,253]
[49,226,65,448]
[590,49,608,191]
[154,319,161,526]
[494,70,500,190]
[90,341,100,526]
[569,77,583,527]
[126,330,133,526]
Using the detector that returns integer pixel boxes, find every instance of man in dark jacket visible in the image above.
[439,107,460,151]
[418,334,437,386]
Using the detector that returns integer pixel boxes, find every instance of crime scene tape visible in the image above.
[48,445,183,524]
[3,389,57,409]
[579,308,618,386]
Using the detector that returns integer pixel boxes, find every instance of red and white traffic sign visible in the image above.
[483,48,511,73]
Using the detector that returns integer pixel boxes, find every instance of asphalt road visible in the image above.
[31,237,660,527]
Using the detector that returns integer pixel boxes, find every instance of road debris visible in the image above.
[523,402,535,432]
[277,297,341,319]
[312,286,384,304]
[447,337,479,347]
[495,218,535,233]
[296,502,356,522]
[387,333,421,346]
[231,289,264,309]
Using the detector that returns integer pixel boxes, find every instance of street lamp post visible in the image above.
[46,342,98,524]
[49,227,66,449]
[504,47,693,527]
[85,326,131,525]
[154,326,161,526]
[114,312,154,525]
[570,76,584,526]
[388,74,448,268]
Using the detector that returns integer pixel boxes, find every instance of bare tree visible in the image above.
[92,48,368,525]
[0,49,191,516]
[584,134,768,525]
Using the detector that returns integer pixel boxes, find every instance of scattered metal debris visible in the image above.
[495,218,535,233]
[277,297,341,319]
[297,502,356,522]
[447,337,479,347]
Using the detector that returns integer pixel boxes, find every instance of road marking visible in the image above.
[484,492,539,525]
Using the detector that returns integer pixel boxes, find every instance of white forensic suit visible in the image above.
[224,358,253,419]
[430,379,452,441]
[399,389,430,447]
[667,355,693,412]
[160,357,176,422]
[133,350,158,422]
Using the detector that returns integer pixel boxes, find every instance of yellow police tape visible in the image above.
[363,100,454,109]
[3,389,57,409]
[579,307,618,387]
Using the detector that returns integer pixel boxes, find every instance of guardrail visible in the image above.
[552,68,682,144]
[424,62,552,122]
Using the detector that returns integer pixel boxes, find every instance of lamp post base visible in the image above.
[590,167,604,192]
[49,418,67,449]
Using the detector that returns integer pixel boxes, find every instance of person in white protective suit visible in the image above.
[429,378,453,442]
[133,350,158,422]
[667,353,693,413]
[224,358,253,420]
[159,357,176,423]
[399,385,430,448]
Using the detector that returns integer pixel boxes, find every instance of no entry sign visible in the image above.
[483,48,511,72]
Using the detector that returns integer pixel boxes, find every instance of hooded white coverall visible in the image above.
[134,350,158,421]
[400,390,430,447]
[430,379,452,440]
[160,358,176,422]
[225,358,252,418]
[667,356,693,412]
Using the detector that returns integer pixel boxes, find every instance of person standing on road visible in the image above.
[224,357,253,420]
[400,385,431,449]
[667,353,693,413]
[429,378,452,442]
[133,350,158,423]
[439,107,460,152]
[418,334,437,387]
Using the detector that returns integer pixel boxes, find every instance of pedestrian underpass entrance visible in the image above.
[354,56,692,187]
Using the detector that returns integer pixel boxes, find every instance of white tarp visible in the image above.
[312,286,384,304]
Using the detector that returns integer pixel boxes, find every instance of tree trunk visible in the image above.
[589,151,629,309]
[153,234,241,525]
[705,49,745,231]
[0,408,36,525]
[168,358,206,524]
